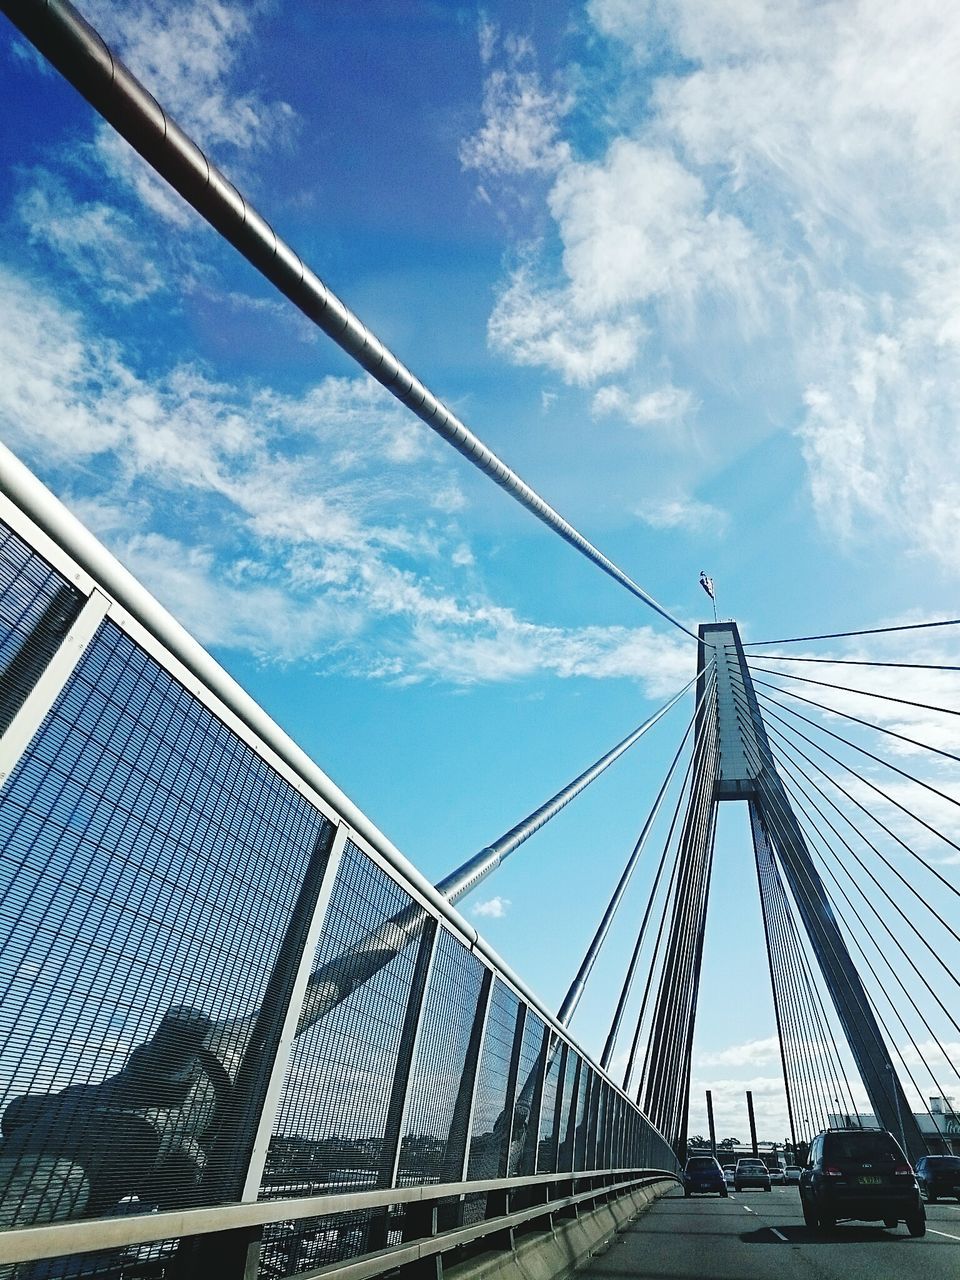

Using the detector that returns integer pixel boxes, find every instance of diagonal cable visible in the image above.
[755,698,960,886]
[747,618,960,646]
[756,689,960,814]
[766,730,960,1046]
[769,736,960,1122]
[748,663,960,719]
[744,655,960,672]
[750,677,960,766]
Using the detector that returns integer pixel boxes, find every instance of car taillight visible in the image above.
[823,1165,843,1178]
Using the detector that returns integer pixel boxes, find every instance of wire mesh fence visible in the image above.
[0,506,678,1278]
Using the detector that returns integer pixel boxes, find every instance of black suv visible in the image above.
[799,1128,925,1236]
[915,1154,960,1202]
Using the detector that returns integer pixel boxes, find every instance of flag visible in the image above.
[699,571,715,600]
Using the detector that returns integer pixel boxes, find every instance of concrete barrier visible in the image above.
[446,1179,677,1280]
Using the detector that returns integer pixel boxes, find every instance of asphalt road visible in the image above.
[581,1184,960,1280]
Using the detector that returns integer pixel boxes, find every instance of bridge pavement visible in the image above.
[580,1186,960,1280]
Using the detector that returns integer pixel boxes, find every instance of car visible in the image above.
[798,1128,925,1235]
[915,1155,960,1202]
[783,1165,802,1184]
[683,1154,728,1197]
[734,1158,772,1191]
[722,1164,735,1185]
[769,1166,785,1185]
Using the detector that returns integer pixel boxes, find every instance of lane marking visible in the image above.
[742,1206,756,1215]
[928,1228,960,1241]
[770,1228,788,1241]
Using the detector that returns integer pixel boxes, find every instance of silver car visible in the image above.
[734,1158,772,1191]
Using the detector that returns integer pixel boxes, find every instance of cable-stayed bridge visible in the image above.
[0,4,958,1279]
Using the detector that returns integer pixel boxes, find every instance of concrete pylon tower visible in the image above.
[643,621,925,1160]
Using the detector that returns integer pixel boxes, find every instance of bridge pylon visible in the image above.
[642,621,926,1162]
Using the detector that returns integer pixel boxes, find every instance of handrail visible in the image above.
[0,1168,680,1267]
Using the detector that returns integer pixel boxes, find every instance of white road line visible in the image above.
[770,1229,788,1241]
[928,1228,960,1242]
[742,1206,757,1214]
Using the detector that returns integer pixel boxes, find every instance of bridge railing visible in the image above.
[0,448,678,1279]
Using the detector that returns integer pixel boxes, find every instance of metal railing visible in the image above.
[0,448,679,1279]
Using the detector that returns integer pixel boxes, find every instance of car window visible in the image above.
[686,1157,716,1169]
[824,1133,898,1162]
[927,1156,960,1169]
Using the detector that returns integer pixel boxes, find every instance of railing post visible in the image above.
[500,1003,526,1177]
[364,914,439,1249]
[559,1057,581,1174]
[173,819,349,1278]
[434,966,494,1230]
[0,588,108,785]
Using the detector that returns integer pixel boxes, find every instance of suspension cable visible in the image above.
[770,746,959,1127]
[559,662,716,1029]
[617,749,694,1092]
[755,698,960,886]
[757,721,960,984]
[744,654,960,672]
[727,699,914,1125]
[750,677,960,766]
[777,778,941,1135]
[623,694,717,1096]
[593,671,714,1062]
[747,618,960,646]
[757,690,960,814]
[748,663,960,719]
[738,728,855,1131]
[767,741,960,1060]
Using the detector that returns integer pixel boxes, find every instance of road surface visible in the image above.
[581,1184,960,1280]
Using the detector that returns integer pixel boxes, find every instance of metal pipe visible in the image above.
[0,0,698,644]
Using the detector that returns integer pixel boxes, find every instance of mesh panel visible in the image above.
[536,1039,564,1174]
[263,841,426,1197]
[260,1207,382,1278]
[0,620,329,1228]
[573,1068,590,1171]
[509,1010,546,1177]
[0,519,83,736]
[398,930,485,1187]
[466,979,519,1182]
[556,1054,579,1172]
[596,1085,609,1168]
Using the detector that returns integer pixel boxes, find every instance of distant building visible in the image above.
[826,1097,959,1156]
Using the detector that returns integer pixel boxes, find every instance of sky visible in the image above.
[1,0,959,1146]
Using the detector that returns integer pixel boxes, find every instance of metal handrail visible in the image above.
[0,1168,679,1268]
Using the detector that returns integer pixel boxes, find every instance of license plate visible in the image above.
[858,1175,882,1185]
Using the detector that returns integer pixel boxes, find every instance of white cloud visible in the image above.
[593,382,693,426]
[697,1036,780,1068]
[17,172,163,304]
[638,497,728,533]
[470,3,960,564]
[0,264,697,691]
[85,0,296,157]
[488,263,645,385]
[460,39,571,177]
[472,896,511,919]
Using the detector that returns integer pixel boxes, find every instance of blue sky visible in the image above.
[1,0,959,1144]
